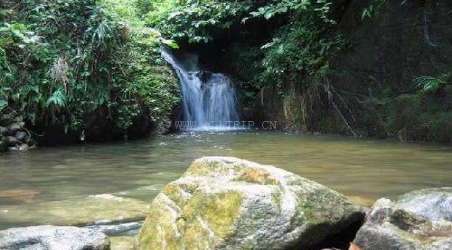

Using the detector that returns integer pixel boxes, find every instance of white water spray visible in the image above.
[162,49,240,131]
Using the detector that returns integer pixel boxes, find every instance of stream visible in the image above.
[1,131,452,230]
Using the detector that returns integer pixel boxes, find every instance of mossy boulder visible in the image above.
[138,157,364,250]
[353,188,452,249]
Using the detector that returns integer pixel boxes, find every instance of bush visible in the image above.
[0,0,179,142]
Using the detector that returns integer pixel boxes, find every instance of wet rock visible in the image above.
[86,221,142,236]
[15,131,27,141]
[138,157,364,250]
[353,188,452,250]
[17,144,29,151]
[395,188,452,222]
[196,70,213,83]
[6,136,19,146]
[9,144,30,152]
[0,225,110,250]
[7,122,24,134]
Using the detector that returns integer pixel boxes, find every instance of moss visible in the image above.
[271,191,282,211]
[138,195,184,250]
[184,160,224,177]
[182,191,242,240]
[138,191,243,250]
[162,183,189,206]
[235,168,279,185]
[109,236,135,250]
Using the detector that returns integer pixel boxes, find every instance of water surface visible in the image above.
[1,131,452,229]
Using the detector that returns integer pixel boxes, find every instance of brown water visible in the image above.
[1,131,452,229]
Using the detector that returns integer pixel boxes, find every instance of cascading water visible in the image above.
[162,48,240,131]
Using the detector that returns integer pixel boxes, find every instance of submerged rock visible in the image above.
[353,188,452,250]
[138,157,364,250]
[0,194,149,229]
[0,225,110,250]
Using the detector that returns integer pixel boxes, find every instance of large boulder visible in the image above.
[353,188,452,250]
[0,225,110,250]
[138,157,364,250]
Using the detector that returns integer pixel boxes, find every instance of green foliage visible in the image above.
[0,0,179,139]
[247,0,334,23]
[151,0,252,43]
[257,23,343,89]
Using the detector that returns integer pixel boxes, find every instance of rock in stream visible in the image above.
[0,225,110,250]
[353,187,452,250]
[137,156,365,250]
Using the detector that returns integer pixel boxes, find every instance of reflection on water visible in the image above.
[1,131,452,228]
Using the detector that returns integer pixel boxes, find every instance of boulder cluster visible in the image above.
[0,157,451,250]
[0,109,34,152]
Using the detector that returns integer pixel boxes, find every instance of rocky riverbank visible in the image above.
[0,109,34,153]
[0,157,451,250]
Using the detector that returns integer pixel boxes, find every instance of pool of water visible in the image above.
[1,131,452,229]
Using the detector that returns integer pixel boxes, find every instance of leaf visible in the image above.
[264,11,274,20]
[46,88,66,108]
[160,38,179,49]
[0,99,7,111]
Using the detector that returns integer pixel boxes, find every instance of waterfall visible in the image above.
[161,48,240,131]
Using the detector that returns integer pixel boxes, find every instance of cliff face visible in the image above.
[242,0,452,142]
[333,0,452,93]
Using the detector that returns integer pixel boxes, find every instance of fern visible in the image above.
[414,74,449,93]
[46,88,66,108]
